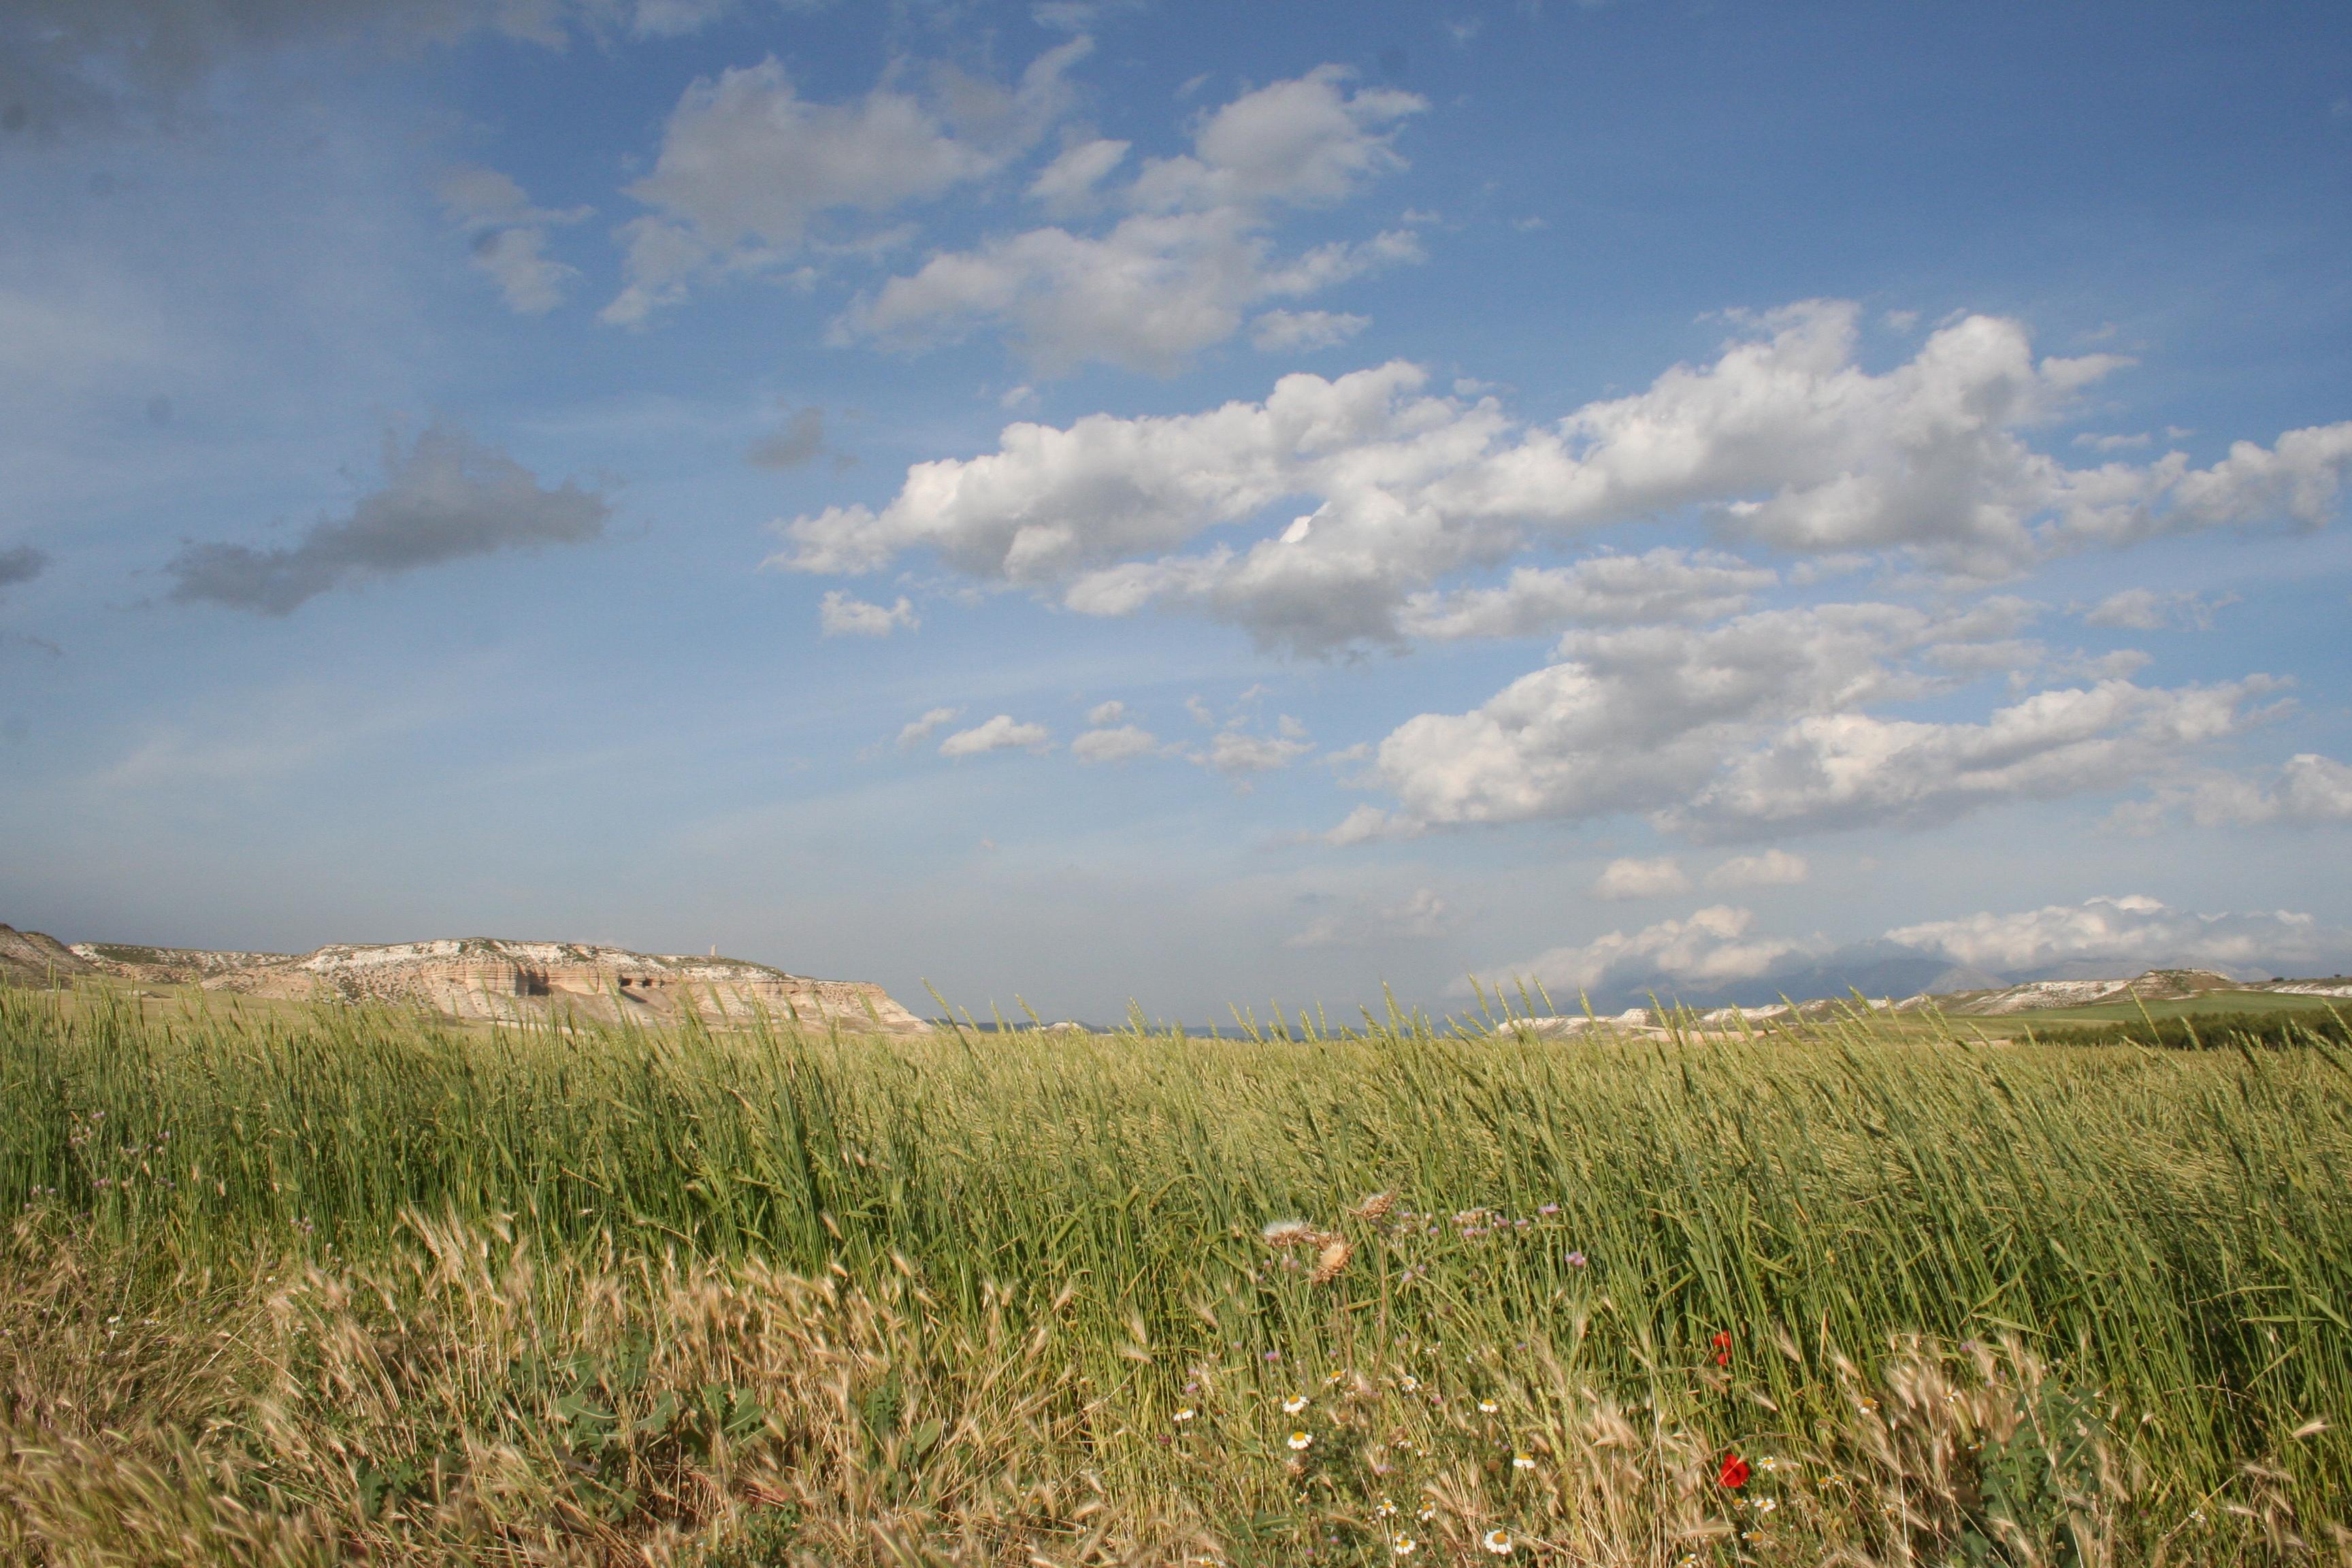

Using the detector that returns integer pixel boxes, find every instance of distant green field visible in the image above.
[2008,987,2351,1024]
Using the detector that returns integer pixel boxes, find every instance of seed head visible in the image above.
[1262,1219,1316,1248]
[1352,1190,1396,1223]
[1311,1237,1355,1284]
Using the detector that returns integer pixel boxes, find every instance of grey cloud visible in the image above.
[748,406,832,470]
[0,0,566,137]
[438,167,593,315]
[0,545,48,591]
[166,423,609,615]
[604,40,1091,326]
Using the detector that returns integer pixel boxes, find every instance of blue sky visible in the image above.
[4,0,2350,1020]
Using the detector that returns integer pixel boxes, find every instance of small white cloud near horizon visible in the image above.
[1591,857,1690,900]
[1249,308,1369,351]
[940,714,1054,757]
[1475,904,1815,995]
[1886,894,2350,977]
[1072,723,1159,762]
[897,706,962,747]
[1707,849,1809,889]
[818,589,918,636]
[1195,725,1313,774]
[2079,587,2231,632]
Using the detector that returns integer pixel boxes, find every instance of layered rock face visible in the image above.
[62,936,931,1034]
[0,926,92,986]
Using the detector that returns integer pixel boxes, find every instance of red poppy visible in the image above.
[1718,1453,1751,1489]
[1712,1330,1733,1367]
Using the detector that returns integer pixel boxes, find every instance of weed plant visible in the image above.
[0,982,2346,1565]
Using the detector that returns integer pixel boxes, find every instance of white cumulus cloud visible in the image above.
[939,714,1053,757]
[2078,587,2227,632]
[1250,308,1369,351]
[776,304,2349,651]
[1195,727,1313,774]
[1354,600,2281,840]
[1705,849,1809,888]
[897,706,961,747]
[817,589,917,636]
[2162,753,2352,828]
[1399,549,1776,641]
[1072,723,1158,762]
[838,66,1424,372]
[1590,857,1690,900]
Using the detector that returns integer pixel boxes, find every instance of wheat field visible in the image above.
[0,981,2346,1565]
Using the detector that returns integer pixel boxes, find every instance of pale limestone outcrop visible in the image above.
[65,934,930,1034]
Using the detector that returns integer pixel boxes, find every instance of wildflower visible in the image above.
[1478,1399,1499,1414]
[1399,1375,1420,1392]
[1263,1219,1316,1247]
[1284,1396,1311,1415]
[1712,1330,1733,1367]
[1538,1203,1560,1215]
[1175,1407,1196,1422]
[1483,1529,1514,1555]
[1755,1497,1778,1514]
[1416,1503,1435,1522]
[1354,1191,1396,1222]
[1718,1453,1751,1489]
[1512,1452,1536,1470]
[1375,1499,1397,1518]
[1565,1251,1588,1268]
[1390,1535,1416,1557]
[1857,1396,1878,1413]
[1326,1369,1346,1385]
[1265,1350,1282,1362]
[1312,1237,1354,1284]
[1288,1431,1313,1451]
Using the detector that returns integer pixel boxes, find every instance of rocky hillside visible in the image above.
[59,934,932,1034]
[0,926,91,986]
[1905,968,2352,1015]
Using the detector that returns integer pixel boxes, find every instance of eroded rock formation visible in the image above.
[63,935,931,1033]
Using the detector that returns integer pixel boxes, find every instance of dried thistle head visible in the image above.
[1350,1191,1396,1224]
[1311,1237,1354,1285]
[1261,1220,1316,1249]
